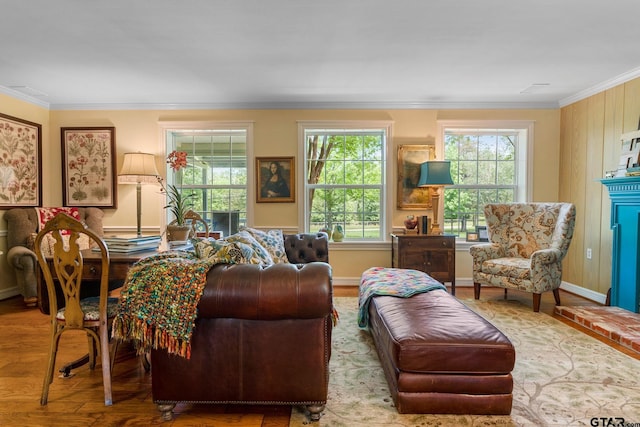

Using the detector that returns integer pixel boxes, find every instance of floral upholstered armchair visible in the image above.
[469,203,576,312]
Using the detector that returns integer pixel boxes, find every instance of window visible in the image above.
[439,121,532,238]
[164,123,251,237]
[299,122,391,241]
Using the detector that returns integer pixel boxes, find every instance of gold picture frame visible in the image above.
[61,127,117,208]
[397,144,435,209]
[0,113,42,208]
[256,157,295,203]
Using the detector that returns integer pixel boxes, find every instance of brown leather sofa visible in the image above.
[4,207,104,307]
[151,233,333,422]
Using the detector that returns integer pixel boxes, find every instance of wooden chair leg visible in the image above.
[88,333,97,369]
[532,293,542,312]
[553,288,561,305]
[41,329,62,405]
[473,282,481,299]
[99,325,113,406]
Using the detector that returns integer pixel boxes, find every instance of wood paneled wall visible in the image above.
[560,77,640,296]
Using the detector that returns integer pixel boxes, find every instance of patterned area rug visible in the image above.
[290,297,640,426]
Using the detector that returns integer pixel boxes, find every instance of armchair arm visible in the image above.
[469,243,503,262]
[7,245,38,302]
[7,245,37,271]
[531,248,562,268]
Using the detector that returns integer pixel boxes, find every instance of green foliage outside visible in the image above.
[443,132,517,236]
[307,132,384,239]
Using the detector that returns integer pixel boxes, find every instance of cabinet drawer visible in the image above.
[401,237,454,250]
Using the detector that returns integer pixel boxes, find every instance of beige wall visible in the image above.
[0,94,562,297]
[559,76,640,298]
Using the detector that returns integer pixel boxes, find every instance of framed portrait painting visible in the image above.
[61,127,117,208]
[0,113,42,208]
[397,144,436,209]
[256,157,294,203]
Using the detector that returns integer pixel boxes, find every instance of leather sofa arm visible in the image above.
[284,233,329,263]
[198,262,332,320]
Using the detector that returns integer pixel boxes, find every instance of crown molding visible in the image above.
[559,66,640,107]
[0,86,49,108]
[46,100,559,111]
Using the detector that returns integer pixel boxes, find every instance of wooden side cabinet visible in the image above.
[391,233,456,295]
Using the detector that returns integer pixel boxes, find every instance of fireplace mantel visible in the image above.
[601,176,640,313]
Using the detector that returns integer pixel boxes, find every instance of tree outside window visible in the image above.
[303,125,388,241]
[441,123,531,237]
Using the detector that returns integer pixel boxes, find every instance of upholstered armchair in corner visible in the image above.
[5,207,105,308]
[469,202,576,312]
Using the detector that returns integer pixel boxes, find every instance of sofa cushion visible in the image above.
[225,231,274,266]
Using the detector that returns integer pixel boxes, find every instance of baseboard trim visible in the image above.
[560,281,607,304]
[0,286,20,301]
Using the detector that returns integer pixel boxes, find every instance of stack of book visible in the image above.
[101,235,162,253]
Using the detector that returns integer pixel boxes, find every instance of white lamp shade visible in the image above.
[118,152,160,184]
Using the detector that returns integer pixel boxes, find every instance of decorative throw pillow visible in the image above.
[225,230,274,266]
[240,227,289,264]
[192,238,247,264]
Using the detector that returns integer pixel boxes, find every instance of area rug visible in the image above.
[290,297,640,426]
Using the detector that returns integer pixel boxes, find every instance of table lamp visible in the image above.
[417,160,454,235]
[118,152,160,236]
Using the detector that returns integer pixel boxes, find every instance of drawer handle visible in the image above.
[442,241,447,246]
[89,266,97,274]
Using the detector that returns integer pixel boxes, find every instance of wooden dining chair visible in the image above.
[34,212,119,406]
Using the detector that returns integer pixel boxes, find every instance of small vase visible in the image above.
[166,224,191,242]
[404,215,418,230]
[319,226,333,240]
[332,224,344,242]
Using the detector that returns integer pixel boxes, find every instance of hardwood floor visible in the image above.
[0,286,635,426]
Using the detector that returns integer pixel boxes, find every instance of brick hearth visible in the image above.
[555,306,640,354]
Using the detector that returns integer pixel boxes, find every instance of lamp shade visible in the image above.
[118,152,160,184]
[417,161,454,187]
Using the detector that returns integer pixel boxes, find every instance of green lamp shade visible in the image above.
[417,161,454,187]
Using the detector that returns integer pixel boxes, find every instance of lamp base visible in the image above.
[429,188,443,235]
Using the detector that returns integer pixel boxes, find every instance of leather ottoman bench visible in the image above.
[367,287,516,415]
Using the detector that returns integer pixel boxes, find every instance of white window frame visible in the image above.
[437,120,534,242]
[158,121,254,231]
[297,120,394,245]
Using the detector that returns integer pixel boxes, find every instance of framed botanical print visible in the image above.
[256,157,295,203]
[397,144,436,209]
[61,127,117,208]
[0,113,42,208]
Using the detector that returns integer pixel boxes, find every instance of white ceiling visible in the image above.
[2,0,640,110]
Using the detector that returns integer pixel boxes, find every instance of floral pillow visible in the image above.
[225,231,274,266]
[192,238,248,264]
[240,227,289,263]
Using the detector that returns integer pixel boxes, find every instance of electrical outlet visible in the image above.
[586,248,592,260]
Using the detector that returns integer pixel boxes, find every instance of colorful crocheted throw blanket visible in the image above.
[112,251,215,359]
[357,267,447,328]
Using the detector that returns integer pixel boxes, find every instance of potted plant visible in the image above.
[161,150,194,241]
